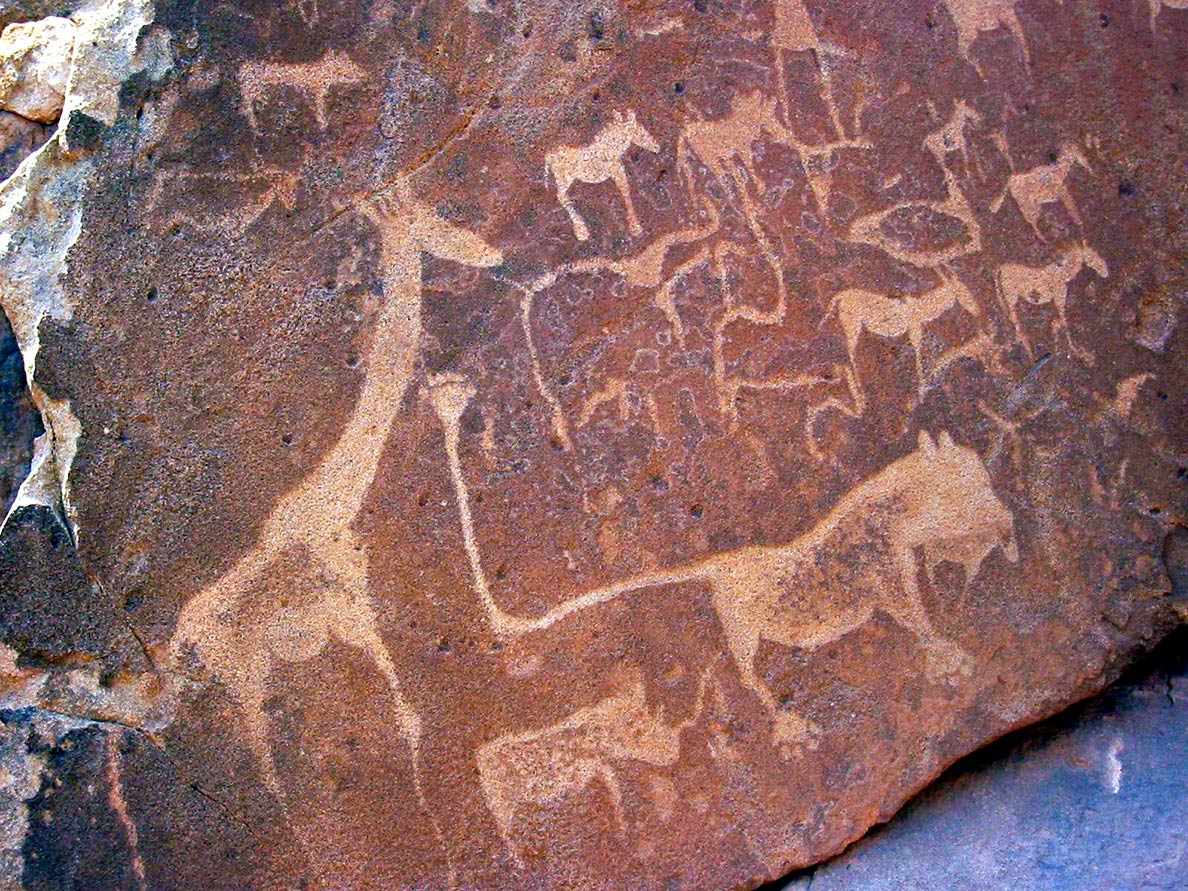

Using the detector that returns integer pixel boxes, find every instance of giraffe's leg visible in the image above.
[909,326,926,400]
[596,762,628,838]
[1060,185,1084,228]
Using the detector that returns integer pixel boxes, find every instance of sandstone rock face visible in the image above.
[0,1,1185,890]
[0,16,74,123]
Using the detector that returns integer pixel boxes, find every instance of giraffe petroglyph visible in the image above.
[476,660,719,864]
[995,242,1108,359]
[169,174,502,882]
[430,399,1016,745]
[990,141,1091,238]
[238,50,367,132]
[545,109,660,241]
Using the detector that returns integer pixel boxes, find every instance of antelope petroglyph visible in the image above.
[991,142,1091,238]
[827,270,982,399]
[430,395,1016,746]
[169,175,501,884]
[941,0,1030,78]
[477,661,719,863]
[995,242,1108,359]
[238,50,366,131]
[545,109,660,241]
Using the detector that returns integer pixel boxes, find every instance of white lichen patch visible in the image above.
[0,0,171,543]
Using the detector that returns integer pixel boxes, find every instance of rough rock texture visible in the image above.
[782,627,1188,891]
[0,1,1186,890]
[0,17,74,123]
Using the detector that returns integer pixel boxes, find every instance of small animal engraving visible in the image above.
[238,50,367,132]
[995,242,1108,358]
[545,109,660,241]
[941,0,1030,77]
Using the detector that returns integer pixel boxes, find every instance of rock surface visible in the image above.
[0,1,1186,890]
[781,628,1188,891]
[0,17,74,123]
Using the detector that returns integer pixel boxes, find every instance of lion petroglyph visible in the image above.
[476,662,718,863]
[545,109,660,241]
[990,142,1091,238]
[238,50,366,132]
[941,0,1031,78]
[169,176,502,883]
[827,270,982,399]
[995,242,1108,358]
[431,394,1017,745]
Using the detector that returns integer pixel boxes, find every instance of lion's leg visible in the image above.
[555,176,589,241]
[888,547,971,679]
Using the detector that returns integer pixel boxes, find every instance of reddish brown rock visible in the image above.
[1,1,1186,889]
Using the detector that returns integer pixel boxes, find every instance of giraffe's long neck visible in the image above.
[280,239,423,529]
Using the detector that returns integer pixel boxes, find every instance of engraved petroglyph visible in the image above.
[677,91,790,197]
[545,109,660,241]
[1149,0,1188,29]
[515,205,722,448]
[848,166,983,267]
[238,50,366,132]
[941,0,1031,77]
[827,269,982,400]
[991,142,1091,238]
[924,99,983,177]
[995,242,1108,359]
[168,175,501,882]
[435,407,1015,745]
[476,661,718,863]
[146,167,301,238]
[106,733,148,891]
[772,0,846,137]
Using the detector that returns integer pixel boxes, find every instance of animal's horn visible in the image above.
[917,430,936,452]
[938,431,955,449]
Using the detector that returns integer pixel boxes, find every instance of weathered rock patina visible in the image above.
[1,1,1185,889]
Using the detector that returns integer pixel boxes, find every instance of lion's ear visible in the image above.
[938,431,955,450]
[918,431,936,453]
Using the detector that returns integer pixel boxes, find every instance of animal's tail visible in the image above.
[675,654,725,733]
[818,291,845,330]
[989,188,1007,214]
